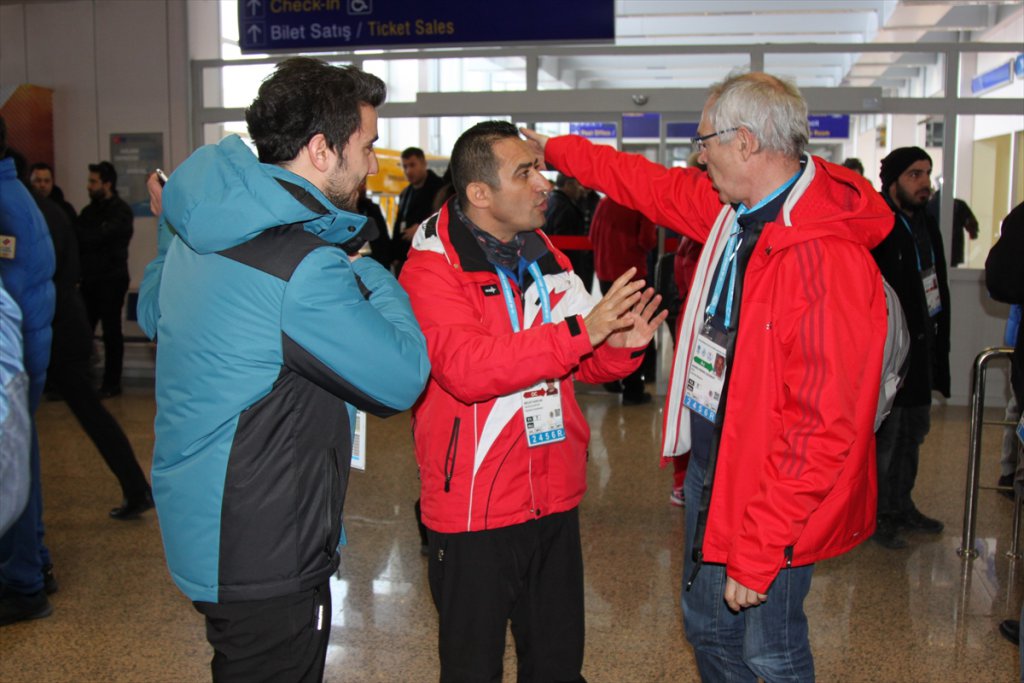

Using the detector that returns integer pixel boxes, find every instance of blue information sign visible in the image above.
[1013,54,1024,79]
[239,0,613,53]
[808,114,850,139]
[971,61,1012,94]
[570,122,617,139]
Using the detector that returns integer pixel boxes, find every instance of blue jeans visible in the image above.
[682,458,815,683]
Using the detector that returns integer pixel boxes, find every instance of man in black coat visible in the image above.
[37,195,152,519]
[391,147,444,274]
[871,147,951,550]
[76,161,132,398]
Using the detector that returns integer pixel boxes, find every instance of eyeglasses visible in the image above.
[692,127,739,153]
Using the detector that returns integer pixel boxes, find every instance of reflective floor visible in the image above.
[1,383,1020,682]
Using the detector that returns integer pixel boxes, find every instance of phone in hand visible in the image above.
[155,168,168,186]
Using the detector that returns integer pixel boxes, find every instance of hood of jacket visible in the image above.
[162,135,368,254]
[762,156,893,254]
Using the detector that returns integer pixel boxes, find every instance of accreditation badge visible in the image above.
[683,326,728,424]
[922,267,942,317]
[523,379,566,447]
[1016,412,1024,446]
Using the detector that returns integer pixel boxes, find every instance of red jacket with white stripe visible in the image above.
[547,135,893,592]
[399,201,643,534]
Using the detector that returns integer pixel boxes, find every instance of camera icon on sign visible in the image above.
[348,0,371,15]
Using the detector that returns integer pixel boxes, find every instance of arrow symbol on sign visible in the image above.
[247,24,262,41]
[246,0,261,16]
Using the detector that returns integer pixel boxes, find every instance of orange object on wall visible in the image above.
[0,84,55,171]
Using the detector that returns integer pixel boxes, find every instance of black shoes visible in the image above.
[1000,619,1020,645]
[622,392,653,406]
[603,381,624,394]
[998,474,1016,500]
[872,517,908,550]
[97,385,122,399]
[0,589,52,627]
[899,508,944,534]
[42,563,58,595]
[110,490,154,520]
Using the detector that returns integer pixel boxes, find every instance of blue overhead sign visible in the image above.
[971,61,1013,94]
[808,114,850,139]
[239,0,614,53]
[570,122,617,139]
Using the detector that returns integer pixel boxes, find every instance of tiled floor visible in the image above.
[1,383,1020,682]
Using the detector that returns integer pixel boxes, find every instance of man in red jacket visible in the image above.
[523,72,893,682]
[399,120,666,682]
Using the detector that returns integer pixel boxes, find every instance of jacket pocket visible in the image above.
[443,417,461,493]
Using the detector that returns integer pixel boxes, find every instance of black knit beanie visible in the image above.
[879,147,931,192]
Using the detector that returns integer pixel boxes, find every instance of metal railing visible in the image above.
[958,346,1018,559]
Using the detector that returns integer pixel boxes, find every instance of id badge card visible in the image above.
[523,380,566,447]
[922,267,942,317]
[350,410,367,471]
[683,326,728,424]
[1016,412,1024,446]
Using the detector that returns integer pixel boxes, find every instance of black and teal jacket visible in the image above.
[138,135,429,603]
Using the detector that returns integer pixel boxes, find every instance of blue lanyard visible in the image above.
[496,261,551,333]
[705,169,801,328]
[896,214,935,273]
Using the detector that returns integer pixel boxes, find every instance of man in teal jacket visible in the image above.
[138,58,430,682]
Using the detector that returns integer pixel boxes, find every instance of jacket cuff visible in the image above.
[566,314,593,359]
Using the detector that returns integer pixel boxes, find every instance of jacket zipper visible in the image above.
[444,417,461,493]
[784,545,794,568]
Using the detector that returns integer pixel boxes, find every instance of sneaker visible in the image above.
[0,590,52,626]
[872,518,908,550]
[898,508,944,534]
[669,486,685,507]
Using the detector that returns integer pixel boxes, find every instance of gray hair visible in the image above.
[707,72,809,159]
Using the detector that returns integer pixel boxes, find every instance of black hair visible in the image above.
[449,121,520,205]
[401,147,426,160]
[30,162,54,175]
[89,161,117,190]
[245,57,386,164]
[841,157,865,176]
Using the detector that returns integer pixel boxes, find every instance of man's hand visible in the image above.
[606,286,668,349]
[583,267,645,347]
[147,172,164,216]
[724,576,767,612]
[520,128,549,166]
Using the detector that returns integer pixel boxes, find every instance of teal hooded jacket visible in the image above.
[138,135,429,603]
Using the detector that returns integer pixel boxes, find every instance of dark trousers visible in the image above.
[599,280,652,399]
[427,508,587,683]
[81,278,128,389]
[49,359,148,500]
[193,580,332,683]
[875,404,931,519]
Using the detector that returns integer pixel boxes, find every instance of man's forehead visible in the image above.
[31,169,51,178]
[903,160,931,174]
[494,137,536,171]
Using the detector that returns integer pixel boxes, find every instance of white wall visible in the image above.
[0,0,194,295]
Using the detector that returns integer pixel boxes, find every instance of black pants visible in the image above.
[428,508,587,683]
[599,280,652,399]
[48,359,149,500]
[81,277,128,389]
[193,580,332,683]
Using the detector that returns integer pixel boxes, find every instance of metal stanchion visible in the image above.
[957,346,1014,559]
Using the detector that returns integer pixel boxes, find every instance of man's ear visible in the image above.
[464,180,491,209]
[304,133,335,173]
[736,127,758,160]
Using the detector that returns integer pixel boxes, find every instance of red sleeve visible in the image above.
[725,239,882,593]
[546,135,722,242]
[399,253,596,405]
[576,340,645,385]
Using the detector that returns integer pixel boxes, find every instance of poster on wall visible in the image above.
[110,133,163,217]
